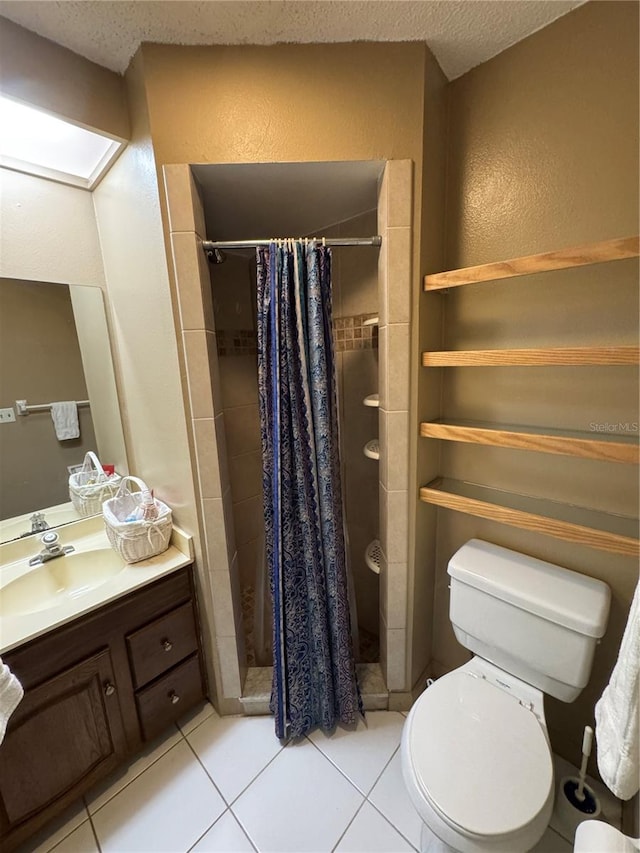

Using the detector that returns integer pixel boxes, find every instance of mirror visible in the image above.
[0,278,128,543]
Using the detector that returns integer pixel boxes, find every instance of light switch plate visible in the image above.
[0,407,16,423]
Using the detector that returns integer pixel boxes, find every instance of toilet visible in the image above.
[401,539,611,853]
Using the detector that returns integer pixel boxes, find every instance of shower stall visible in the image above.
[164,159,414,709]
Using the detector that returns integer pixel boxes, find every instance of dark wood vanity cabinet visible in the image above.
[0,566,206,851]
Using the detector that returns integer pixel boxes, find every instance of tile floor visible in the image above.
[21,704,613,853]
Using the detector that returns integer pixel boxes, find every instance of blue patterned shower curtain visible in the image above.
[256,240,362,739]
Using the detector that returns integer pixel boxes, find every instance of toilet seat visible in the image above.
[403,668,554,842]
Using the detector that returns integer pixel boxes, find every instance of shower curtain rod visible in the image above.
[202,235,382,251]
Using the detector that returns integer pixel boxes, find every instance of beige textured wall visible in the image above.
[138,40,433,687]
[0,280,96,517]
[92,54,196,532]
[414,48,448,688]
[445,1,639,266]
[437,0,640,770]
[0,169,107,287]
[0,17,129,141]
[141,42,426,172]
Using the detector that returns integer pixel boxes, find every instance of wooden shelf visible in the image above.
[422,346,640,367]
[419,478,639,557]
[420,419,639,464]
[424,235,640,291]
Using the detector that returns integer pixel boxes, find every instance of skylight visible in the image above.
[0,95,125,189]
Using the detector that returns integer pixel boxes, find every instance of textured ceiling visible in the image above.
[0,0,585,80]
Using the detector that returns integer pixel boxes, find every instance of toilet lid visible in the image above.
[405,671,553,838]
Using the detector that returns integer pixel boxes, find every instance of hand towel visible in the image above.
[595,579,640,800]
[51,401,79,440]
[0,658,23,745]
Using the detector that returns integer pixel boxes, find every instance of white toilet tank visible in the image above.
[448,540,611,702]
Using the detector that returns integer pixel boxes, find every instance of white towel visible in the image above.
[50,401,79,440]
[0,658,23,745]
[595,579,640,800]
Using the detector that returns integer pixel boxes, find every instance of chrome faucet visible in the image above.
[29,531,75,566]
[30,512,49,533]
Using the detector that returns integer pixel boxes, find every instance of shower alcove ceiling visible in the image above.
[164,160,414,713]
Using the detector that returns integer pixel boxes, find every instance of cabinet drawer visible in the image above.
[136,655,204,741]
[127,602,198,688]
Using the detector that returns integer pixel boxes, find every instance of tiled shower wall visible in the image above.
[327,210,381,643]
[210,256,263,598]
[211,210,383,663]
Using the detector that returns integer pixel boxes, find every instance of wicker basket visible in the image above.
[103,476,172,564]
[69,451,121,517]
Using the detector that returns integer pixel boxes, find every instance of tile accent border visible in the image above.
[216,329,257,356]
[334,313,379,352]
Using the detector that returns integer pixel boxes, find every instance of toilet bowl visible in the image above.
[401,539,611,853]
[402,658,554,853]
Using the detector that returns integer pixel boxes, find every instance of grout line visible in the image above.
[225,740,288,807]
[177,704,217,738]
[304,729,401,798]
[86,809,102,853]
[225,810,260,853]
[42,809,91,853]
[182,736,231,807]
[87,727,185,817]
[182,722,286,810]
[364,797,420,852]
[331,796,368,852]
[184,808,227,853]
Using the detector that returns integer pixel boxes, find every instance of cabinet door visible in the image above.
[0,648,127,831]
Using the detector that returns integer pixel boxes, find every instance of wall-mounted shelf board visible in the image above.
[364,394,380,408]
[420,419,639,464]
[422,347,640,367]
[364,439,380,460]
[424,236,640,291]
[419,478,639,557]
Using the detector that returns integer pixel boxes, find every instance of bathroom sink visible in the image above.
[1,549,126,616]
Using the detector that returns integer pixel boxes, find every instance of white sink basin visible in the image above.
[1,549,126,616]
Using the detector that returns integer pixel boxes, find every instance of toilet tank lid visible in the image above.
[447,540,611,638]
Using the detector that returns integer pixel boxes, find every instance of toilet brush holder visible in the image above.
[555,775,601,839]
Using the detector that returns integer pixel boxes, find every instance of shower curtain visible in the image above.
[256,240,362,739]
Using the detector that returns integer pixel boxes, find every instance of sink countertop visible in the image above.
[0,516,193,655]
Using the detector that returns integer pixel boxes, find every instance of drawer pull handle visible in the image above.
[162,639,173,652]
[169,691,180,705]
[104,682,116,697]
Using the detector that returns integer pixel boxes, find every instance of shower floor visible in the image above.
[241,585,379,666]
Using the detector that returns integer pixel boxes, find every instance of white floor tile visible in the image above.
[368,750,423,850]
[531,826,573,852]
[85,725,183,814]
[335,801,415,852]
[233,740,364,852]
[308,711,405,794]
[48,821,98,853]
[191,810,255,852]
[187,714,284,803]
[19,801,89,853]
[178,701,218,736]
[91,740,226,853]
